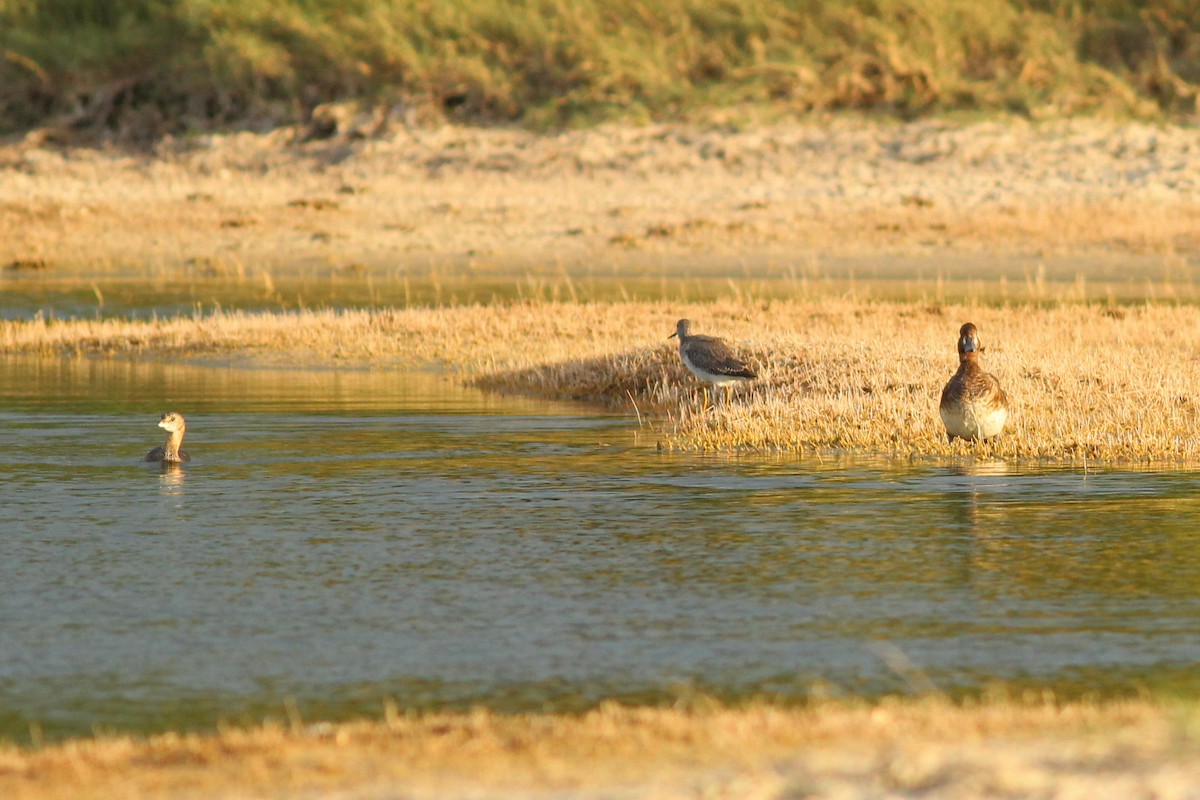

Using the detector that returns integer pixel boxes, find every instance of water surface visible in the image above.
[3,357,1200,742]
[3,256,1194,321]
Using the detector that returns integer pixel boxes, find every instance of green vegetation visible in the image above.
[1,0,1198,138]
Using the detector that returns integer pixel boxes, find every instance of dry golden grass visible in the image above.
[6,298,1200,462]
[7,695,1200,796]
[2,698,1199,800]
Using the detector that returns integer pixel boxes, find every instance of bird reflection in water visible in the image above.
[950,459,1009,530]
[158,461,186,495]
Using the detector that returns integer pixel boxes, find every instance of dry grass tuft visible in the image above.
[473,300,1200,462]
[5,298,1200,462]
[2,698,1198,800]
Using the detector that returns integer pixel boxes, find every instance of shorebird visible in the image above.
[939,322,1008,443]
[668,319,757,402]
[144,411,192,463]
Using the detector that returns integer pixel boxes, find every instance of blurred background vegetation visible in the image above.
[1,0,1197,141]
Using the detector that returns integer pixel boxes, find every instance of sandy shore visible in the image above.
[4,700,1200,800]
[3,118,1200,285]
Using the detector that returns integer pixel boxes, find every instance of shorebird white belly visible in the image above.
[680,348,748,386]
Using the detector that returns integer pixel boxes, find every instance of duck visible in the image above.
[939,323,1008,442]
[144,411,192,463]
[668,319,757,395]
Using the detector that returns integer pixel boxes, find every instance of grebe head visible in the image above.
[158,411,186,434]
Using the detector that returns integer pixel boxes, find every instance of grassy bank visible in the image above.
[6,298,1200,461]
[2,697,1198,799]
[1,1,1198,140]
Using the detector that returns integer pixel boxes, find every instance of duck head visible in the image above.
[957,322,981,356]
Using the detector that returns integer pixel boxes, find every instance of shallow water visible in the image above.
[3,259,1195,321]
[3,357,1200,742]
